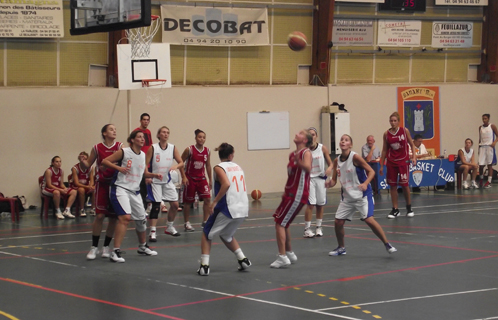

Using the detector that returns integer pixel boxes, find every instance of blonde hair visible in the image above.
[390,112,400,121]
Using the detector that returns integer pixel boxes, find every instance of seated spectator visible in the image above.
[362,135,381,162]
[457,138,479,189]
[70,151,96,217]
[409,134,432,159]
[41,156,77,220]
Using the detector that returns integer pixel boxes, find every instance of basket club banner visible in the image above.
[161,5,269,46]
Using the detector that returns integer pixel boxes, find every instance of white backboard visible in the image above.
[117,43,172,90]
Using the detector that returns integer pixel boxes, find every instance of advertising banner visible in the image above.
[432,21,473,48]
[0,0,64,38]
[161,6,269,46]
[435,0,487,5]
[332,19,374,46]
[378,20,422,47]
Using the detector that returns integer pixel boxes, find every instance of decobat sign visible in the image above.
[161,5,269,46]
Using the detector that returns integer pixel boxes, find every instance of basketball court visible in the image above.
[1,188,498,320]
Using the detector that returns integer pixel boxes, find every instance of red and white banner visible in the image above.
[161,6,269,46]
[0,0,64,38]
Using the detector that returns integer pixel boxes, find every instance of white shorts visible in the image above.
[110,186,147,220]
[478,146,497,166]
[335,194,374,221]
[308,176,327,206]
[203,211,245,243]
[147,182,178,203]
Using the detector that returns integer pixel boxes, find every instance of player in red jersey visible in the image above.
[180,129,212,232]
[379,112,417,219]
[42,156,77,220]
[82,124,123,260]
[270,129,312,269]
[70,151,95,217]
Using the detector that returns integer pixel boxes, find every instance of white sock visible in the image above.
[304,221,311,229]
[234,248,245,260]
[201,254,209,265]
[65,207,70,211]
[139,242,146,248]
[488,176,493,183]
[316,219,322,227]
[286,251,294,255]
[56,208,61,213]
[472,180,476,184]
[150,226,156,232]
[167,221,173,227]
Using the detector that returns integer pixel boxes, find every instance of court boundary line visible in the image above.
[317,287,498,311]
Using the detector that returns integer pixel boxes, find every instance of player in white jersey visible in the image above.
[303,127,333,238]
[102,131,163,263]
[457,138,479,189]
[326,134,397,256]
[478,114,498,188]
[145,126,184,241]
[197,143,251,276]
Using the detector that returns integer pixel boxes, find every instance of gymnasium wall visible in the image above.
[0,0,483,86]
[1,84,497,206]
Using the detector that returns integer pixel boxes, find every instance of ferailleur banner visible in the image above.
[161,6,269,46]
[0,0,63,38]
[398,87,441,156]
[432,21,473,48]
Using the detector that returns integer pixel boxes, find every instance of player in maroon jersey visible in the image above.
[82,124,123,260]
[133,113,153,210]
[42,156,77,220]
[379,112,417,219]
[270,129,313,269]
[180,129,212,232]
[70,151,95,217]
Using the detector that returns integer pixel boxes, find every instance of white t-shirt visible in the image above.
[113,147,145,192]
[409,143,428,157]
[150,143,175,184]
[213,161,249,219]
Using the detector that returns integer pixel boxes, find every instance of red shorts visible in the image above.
[95,181,114,215]
[182,177,210,203]
[273,195,305,228]
[386,164,409,187]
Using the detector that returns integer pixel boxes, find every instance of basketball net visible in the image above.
[142,79,167,106]
[125,15,161,59]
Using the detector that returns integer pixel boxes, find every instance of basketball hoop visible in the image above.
[142,79,167,106]
[125,15,161,59]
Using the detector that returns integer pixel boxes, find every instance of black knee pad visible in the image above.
[149,202,161,219]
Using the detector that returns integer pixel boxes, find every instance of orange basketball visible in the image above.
[287,31,308,51]
[251,189,262,200]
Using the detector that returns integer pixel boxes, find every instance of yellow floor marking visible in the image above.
[363,310,372,314]
[0,310,21,320]
[34,247,42,250]
[21,246,29,249]
[293,287,301,290]
[305,290,314,294]
[373,315,382,319]
[317,294,326,297]
[352,306,361,309]
[329,297,338,301]
[341,301,350,305]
